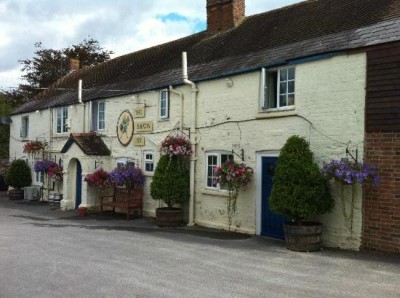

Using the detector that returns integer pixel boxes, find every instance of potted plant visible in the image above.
[84,167,112,192]
[150,134,192,227]
[214,160,253,230]
[269,136,333,252]
[109,165,145,189]
[5,159,32,200]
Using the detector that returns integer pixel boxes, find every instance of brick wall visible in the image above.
[207,0,245,33]
[363,132,400,254]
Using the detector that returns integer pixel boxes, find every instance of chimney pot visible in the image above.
[207,0,245,33]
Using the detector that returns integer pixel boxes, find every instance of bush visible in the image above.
[269,136,333,222]
[5,159,32,189]
[150,155,190,209]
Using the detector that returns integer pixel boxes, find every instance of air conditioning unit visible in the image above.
[24,186,40,201]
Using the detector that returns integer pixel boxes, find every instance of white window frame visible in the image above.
[20,116,29,138]
[56,107,68,134]
[115,157,136,169]
[91,100,105,131]
[143,151,154,173]
[35,171,44,186]
[205,151,234,190]
[260,66,295,111]
[159,89,169,119]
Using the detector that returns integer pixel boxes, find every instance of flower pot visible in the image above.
[155,207,184,227]
[77,207,88,216]
[284,221,323,252]
[8,188,24,200]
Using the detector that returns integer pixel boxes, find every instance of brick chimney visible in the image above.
[207,0,245,33]
[68,58,80,72]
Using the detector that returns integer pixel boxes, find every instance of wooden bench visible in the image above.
[100,187,143,220]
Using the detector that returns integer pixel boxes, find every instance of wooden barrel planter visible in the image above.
[156,207,183,227]
[8,189,24,200]
[284,222,323,252]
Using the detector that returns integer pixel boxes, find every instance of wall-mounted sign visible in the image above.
[135,121,153,132]
[133,136,145,147]
[133,107,145,118]
[116,110,134,146]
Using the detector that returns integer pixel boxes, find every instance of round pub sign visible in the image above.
[116,110,134,146]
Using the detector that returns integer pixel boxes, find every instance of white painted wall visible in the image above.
[9,52,366,250]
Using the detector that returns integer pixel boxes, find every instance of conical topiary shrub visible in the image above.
[269,135,333,251]
[5,159,32,200]
[150,154,190,227]
[270,136,333,222]
[5,159,32,190]
[150,155,190,209]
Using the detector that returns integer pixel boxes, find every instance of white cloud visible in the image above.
[0,0,302,89]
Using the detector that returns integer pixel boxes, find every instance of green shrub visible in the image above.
[269,136,333,222]
[150,155,190,209]
[5,159,32,189]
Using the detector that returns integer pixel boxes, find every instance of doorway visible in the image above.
[260,156,286,239]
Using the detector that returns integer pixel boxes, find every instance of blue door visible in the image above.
[261,157,286,239]
[75,160,82,208]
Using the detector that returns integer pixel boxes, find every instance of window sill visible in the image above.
[256,108,297,119]
[52,134,69,138]
[202,189,229,197]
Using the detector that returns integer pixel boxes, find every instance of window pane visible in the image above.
[280,82,287,95]
[98,102,105,130]
[280,69,288,81]
[63,107,68,132]
[221,154,233,164]
[288,81,295,94]
[91,102,98,131]
[288,94,295,106]
[288,67,295,80]
[280,95,287,107]
[56,110,62,133]
[267,71,278,109]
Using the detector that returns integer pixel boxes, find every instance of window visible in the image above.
[91,101,105,131]
[159,89,169,119]
[261,67,295,110]
[143,151,154,173]
[56,107,68,133]
[35,171,44,185]
[206,152,234,189]
[116,157,136,169]
[20,116,29,138]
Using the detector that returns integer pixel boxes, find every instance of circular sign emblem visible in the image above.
[116,110,134,146]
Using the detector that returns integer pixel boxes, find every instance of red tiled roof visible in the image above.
[60,133,111,156]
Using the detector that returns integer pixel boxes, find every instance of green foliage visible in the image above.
[0,94,16,158]
[2,38,113,102]
[269,136,333,222]
[150,155,190,209]
[5,159,32,189]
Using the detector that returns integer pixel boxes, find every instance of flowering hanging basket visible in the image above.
[160,135,192,157]
[84,168,112,191]
[23,140,47,154]
[109,166,145,189]
[34,159,63,182]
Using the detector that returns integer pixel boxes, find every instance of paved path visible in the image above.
[0,192,399,298]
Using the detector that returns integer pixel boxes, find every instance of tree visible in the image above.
[0,92,16,159]
[3,38,113,103]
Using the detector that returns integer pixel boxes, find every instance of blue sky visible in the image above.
[0,0,302,89]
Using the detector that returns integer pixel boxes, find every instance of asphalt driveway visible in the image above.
[0,192,399,298]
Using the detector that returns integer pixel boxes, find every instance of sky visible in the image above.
[0,0,302,90]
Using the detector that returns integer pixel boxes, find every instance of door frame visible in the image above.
[256,151,279,235]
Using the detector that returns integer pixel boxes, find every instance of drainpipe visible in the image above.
[169,86,184,130]
[182,52,198,226]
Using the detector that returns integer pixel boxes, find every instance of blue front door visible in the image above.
[261,157,286,239]
[75,160,82,208]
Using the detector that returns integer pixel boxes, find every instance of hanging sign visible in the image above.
[135,121,153,132]
[133,136,145,147]
[133,107,145,118]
